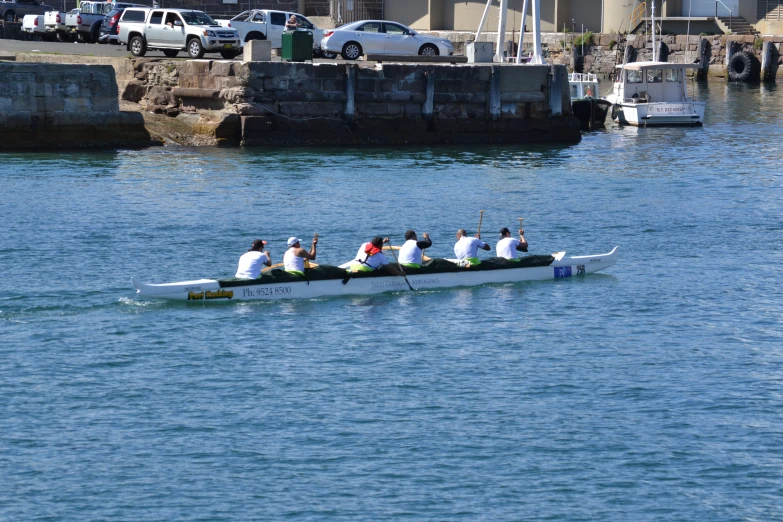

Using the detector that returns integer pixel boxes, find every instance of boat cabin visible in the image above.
[613,62,698,104]
[569,72,600,100]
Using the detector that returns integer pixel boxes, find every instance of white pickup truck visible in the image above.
[21,13,53,39]
[43,8,77,41]
[215,9,333,57]
[62,1,111,43]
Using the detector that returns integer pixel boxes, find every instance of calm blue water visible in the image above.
[2,83,782,521]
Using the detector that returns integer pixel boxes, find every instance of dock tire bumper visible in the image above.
[728,51,757,82]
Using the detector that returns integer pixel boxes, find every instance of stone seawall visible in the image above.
[13,54,580,147]
[0,61,149,149]
[424,31,782,80]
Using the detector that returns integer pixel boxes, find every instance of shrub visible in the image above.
[754,38,763,50]
[609,39,617,50]
[573,31,594,47]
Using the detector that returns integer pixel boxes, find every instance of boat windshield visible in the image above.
[181,11,217,26]
[665,69,679,82]
[646,69,662,83]
[627,70,643,83]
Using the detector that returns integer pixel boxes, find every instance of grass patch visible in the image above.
[573,31,594,47]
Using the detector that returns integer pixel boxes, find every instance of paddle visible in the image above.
[518,217,524,233]
[477,210,485,237]
[384,239,415,292]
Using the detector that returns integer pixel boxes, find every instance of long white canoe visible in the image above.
[132,247,618,302]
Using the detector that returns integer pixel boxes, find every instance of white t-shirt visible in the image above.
[454,237,486,260]
[355,243,389,269]
[496,237,521,259]
[283,247,305,272]
[235,251,269,279]
[398,239,422,265]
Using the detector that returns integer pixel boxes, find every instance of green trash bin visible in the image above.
[281,30,314,62]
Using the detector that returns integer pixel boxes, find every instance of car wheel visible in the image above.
[220,50,240,59]
[163,49,179,58]
[321,50,337,59]
[187,37,204,59]
[419,44,439,56]
[77,31,92,44]
[341,41,362,60]
[92,24,101,44]
[244,32,265,42]
[3,11,15,22]
[129,35,146,57]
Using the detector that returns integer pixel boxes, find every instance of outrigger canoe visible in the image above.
[132,247,618,302]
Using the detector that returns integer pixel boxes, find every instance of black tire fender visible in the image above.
[611,104,619,121]
[728,51,755,82]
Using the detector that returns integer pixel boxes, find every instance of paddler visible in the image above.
[283,235,317,276]
[397,229,432,269]
[454,228,490,266]
[496,227,528,260]
[350,236,405,275]
[235,239,272,279]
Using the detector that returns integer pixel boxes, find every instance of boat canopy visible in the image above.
[615,61,700,70]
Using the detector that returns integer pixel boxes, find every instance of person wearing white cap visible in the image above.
[235,239,272,279]
[283,234,318,276]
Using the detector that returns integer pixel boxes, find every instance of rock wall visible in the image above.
[0,62,148,150]
[115,60,579,146]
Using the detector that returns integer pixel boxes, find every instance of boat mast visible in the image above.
[651,0,657,62]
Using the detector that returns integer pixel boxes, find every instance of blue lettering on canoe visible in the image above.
[554,266,572,278]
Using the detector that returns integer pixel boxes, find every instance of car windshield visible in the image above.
[180,11,216,25]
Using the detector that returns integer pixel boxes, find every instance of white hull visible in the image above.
[610,101,705,126]
[132,247,618,302]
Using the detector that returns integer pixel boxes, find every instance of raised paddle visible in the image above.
[518,217,524,234]
[384,239,415,292]
[477,210,485,237]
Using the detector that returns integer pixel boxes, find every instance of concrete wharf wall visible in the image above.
[13,54,580,147]
[0,62,149,149]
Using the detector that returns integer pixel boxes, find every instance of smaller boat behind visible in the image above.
[569,72,612,130]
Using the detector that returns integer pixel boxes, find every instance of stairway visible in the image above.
[715,16,759,35]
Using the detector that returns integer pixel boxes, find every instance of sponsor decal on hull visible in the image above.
[554,266,572,278]
[188,289,234,300]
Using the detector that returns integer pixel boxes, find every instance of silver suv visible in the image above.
[118,8,241,59]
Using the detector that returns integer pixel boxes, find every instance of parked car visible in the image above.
[118,8,241,59]
[43,8,77,41]
[98,4,145,44]
[21,13,53,39]
[1,0,53,23]
[215,9,333,57]
[321,20,454,60]
[66,1,113,43]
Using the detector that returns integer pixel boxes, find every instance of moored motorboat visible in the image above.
[132,247,619,302]
[569,72,611,130]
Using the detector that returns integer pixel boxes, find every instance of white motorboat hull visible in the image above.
[606,97,705,127]
[132,247,619,302]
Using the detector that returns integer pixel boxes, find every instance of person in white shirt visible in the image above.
[397,229,432,268]
[454,228,490,266]
[496,227,529,260]
[235,239,271,279]
[350,236,405,275]
[283,235,318,276]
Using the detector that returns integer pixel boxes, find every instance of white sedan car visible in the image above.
[322,20,454,60]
